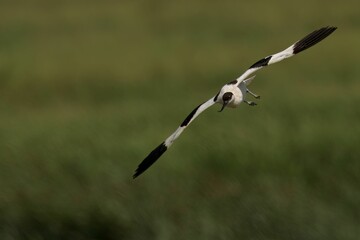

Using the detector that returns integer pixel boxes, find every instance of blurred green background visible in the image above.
[0,0,359,239]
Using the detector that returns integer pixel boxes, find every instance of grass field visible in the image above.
[1,0,360,239]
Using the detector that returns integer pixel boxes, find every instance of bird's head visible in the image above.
[218,92,233,112]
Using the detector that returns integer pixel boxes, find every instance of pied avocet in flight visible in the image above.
[133,26,337,178]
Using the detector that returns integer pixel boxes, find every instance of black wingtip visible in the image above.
[293,26,337,54]
[133,142,168,179]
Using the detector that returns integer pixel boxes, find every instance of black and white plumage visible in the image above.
[133,26,337,178]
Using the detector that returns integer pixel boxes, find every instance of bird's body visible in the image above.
[133,26,337,179]
[216,83,245,108]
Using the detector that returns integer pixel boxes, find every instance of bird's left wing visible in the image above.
[235,26,337,86]
[133,97,216,178]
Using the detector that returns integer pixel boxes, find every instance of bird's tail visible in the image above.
[244,75,256,86]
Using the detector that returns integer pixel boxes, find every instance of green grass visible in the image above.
[0,0,360,239]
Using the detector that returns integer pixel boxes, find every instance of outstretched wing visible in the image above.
[235,26,337,86]
[133,97,216,178]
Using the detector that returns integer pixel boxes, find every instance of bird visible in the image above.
[133,26,337,179]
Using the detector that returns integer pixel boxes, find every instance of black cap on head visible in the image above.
[222,92,233,103]
[219,92,233,112]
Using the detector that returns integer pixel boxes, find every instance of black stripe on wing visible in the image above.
[293,26,337,54]
[249,55,272,69]
[133,142,167,178]
[213,92,220,102]
[180,103,202,127]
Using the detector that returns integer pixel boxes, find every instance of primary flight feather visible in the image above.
[133,26,337,179]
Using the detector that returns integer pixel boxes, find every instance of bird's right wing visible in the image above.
[133,97,216,178]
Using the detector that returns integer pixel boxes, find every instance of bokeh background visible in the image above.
[1,0,359,239]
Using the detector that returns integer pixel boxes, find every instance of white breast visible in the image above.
[218,84,245,108]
